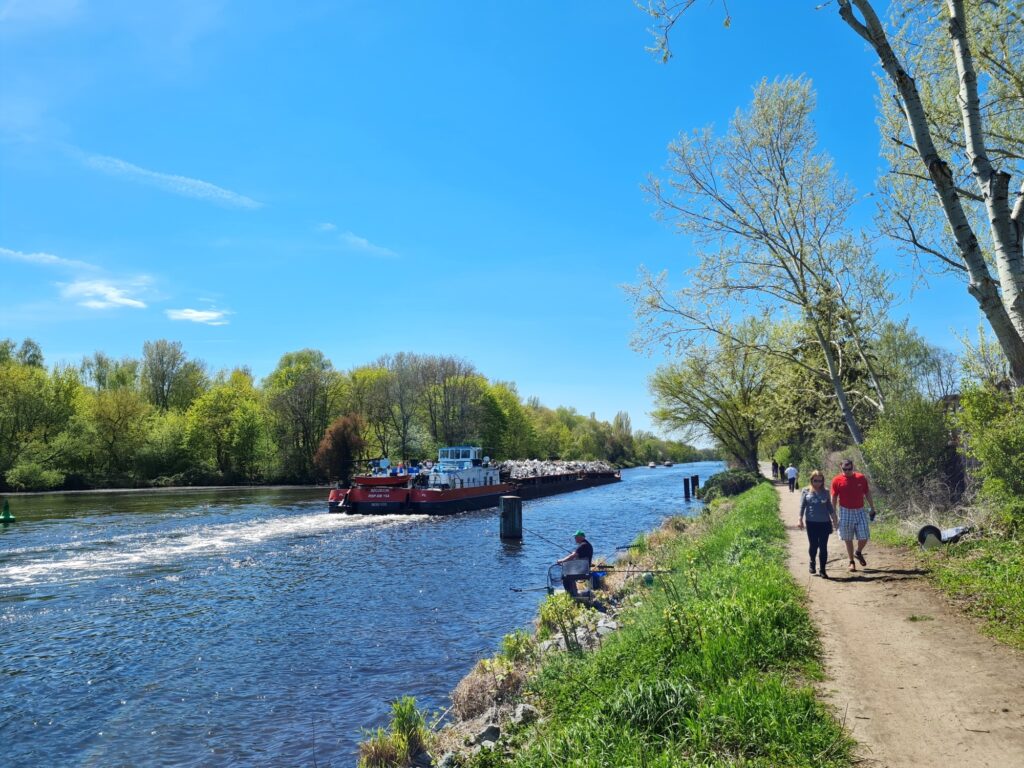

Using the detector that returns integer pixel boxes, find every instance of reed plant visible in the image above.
[461,483,854,767]
[357,696,429,768]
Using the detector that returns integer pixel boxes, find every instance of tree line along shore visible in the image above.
[0,338,713,494]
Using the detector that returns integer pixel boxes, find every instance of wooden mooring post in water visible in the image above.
[691,474,699,491]
[500,495,522,540]
[683,478,691,501]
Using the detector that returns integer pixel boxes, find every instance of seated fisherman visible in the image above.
[556,530,593,596]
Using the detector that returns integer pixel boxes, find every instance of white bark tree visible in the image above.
[640,0,1024,384]
[859,0,1024,384]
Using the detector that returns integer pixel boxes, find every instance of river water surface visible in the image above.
[0,461,722,767]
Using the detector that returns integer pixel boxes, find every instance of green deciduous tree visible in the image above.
[861,393,953,506]
[957,384,1024,527]
[186,370,267,479]
[650,327,771,472]
[379,352,427,461]
[633,77,891,444]
[264,349,344,481]
[418,355,482,447]
[488,382,537,459]
[81,352,141,391]
[83,387,153,481]
[142,339,208,411]
[348,365,394,459]
[0,362,81,487]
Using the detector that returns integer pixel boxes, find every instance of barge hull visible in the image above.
[330,472,621,515]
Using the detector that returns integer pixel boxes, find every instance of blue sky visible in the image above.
[0,1,977,434]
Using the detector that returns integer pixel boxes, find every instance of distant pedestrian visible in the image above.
[557,530,593,597]
[785,464,798,492]
[799,470,838,578]
[771,460,779,480]
[831,459,876,572]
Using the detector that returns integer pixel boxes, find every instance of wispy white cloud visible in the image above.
[60,278,148,309]
[341,231,397,258]
[1,245,96,271]
[316,222,337,232]
[166,307,230,326]
[83,153,262,209]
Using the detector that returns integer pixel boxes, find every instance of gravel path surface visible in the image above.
[767,467,1024,768]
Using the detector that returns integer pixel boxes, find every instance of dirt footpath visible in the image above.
[769,471,1024,767]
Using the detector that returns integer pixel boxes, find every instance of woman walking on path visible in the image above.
[831,459,876,572]
[799,470,838,578]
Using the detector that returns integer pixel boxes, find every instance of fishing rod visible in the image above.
[509,566,679,593]
[520,524,573,555]
[592,568,677,574]
[521,526,646,559]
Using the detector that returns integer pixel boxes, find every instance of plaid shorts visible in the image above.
[838,506,870,541]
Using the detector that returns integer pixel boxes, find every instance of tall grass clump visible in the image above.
[462,483,853,767]
[357,696,429,768]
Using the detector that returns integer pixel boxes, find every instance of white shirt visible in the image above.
[785,466,797,479]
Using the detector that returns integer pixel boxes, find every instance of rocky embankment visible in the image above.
[400,528,673,767]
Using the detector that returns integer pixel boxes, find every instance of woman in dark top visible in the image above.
[799,470,839,578]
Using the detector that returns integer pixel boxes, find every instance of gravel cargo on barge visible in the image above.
[328,448,620,515]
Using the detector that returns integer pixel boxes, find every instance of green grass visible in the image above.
[874,520,1024,650]
[465,484,854,767]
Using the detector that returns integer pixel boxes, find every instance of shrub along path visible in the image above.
[768,467,1024,767]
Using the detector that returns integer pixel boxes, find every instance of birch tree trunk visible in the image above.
[810,315,865,445]
[838,0,1024,385]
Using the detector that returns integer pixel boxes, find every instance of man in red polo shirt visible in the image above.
[831,459,876,572]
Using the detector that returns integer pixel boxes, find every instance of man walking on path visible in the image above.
[831,459,875,572]
[785,463,798,492]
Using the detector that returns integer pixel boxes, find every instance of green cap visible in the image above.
[574,530,586,538]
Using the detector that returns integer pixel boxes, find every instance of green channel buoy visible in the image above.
[1,499,15,524]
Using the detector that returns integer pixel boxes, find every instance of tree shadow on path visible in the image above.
[829,566,928,584]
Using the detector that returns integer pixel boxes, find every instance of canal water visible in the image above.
[0,461,722,767]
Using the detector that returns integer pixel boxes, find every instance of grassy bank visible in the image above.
[441,483,854,767]
[874,523,1024,650]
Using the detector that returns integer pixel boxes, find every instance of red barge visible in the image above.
[328,446,620,516]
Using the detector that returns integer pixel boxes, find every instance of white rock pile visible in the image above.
[497,458,616,479]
